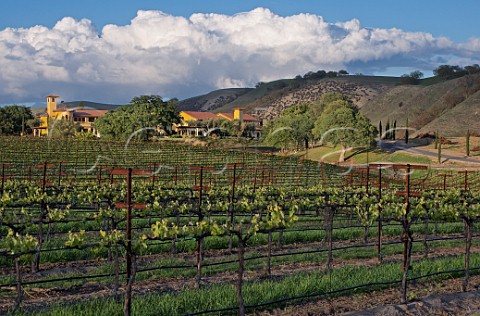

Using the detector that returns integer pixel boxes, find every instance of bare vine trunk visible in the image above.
[401,230,413,304]
[123,254,137,316]
[13,257,22,311]
[326,206,333,272]
[423,213,429,258]
[276,230,283,249]
[32,207,44,273]
[195,237,204,289]
[267,232,272,277]
[236,239,246,316]
[112,244,120,301]
[462,219,472,292]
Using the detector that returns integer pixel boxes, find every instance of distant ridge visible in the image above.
[59,101,123,110]
[30,101,123,114]
[176,88,253,112]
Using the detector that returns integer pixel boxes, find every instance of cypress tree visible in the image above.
[379,121,383,140]
[385,121,390,140]
[438,140,442,163]
[466,129,470,157]
[405,118,409,144]
[392,120,397,140]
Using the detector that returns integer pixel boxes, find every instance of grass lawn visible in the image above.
[295,145,432,165]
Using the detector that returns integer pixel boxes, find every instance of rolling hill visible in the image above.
[176,73,480,136]
[213,76,398,121]
[31,100,123,113]
[361,73,480,137]
[176,88,253,112]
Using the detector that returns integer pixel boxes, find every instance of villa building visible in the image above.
[33,95,107,137]
[174,108,261,137]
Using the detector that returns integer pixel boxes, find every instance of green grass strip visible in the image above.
[11,253,480,316]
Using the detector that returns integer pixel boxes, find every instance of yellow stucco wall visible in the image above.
[233,108,243,120]
[180,112,197,124]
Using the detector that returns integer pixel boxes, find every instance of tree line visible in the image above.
[400,64,480,85]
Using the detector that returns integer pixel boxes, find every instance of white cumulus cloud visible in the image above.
[0,7,479,104]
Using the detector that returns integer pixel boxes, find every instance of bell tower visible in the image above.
[233,108,244,124]
[46,95,59,118]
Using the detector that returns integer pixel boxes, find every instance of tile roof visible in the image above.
[181,111,219,120]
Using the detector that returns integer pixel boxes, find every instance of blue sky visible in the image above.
[2,0,478,42]
[1,0,479,104]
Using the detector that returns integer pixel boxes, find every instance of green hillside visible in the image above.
[418,89,480,136]
[213,79,303,113]
[361,73,480,136]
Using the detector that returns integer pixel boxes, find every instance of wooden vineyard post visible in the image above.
[151,163,156,187]
[323,193,334,272]
[32,162,50,273]
[126,168,132,282]
[252,166,258,194]
[96,165,102,185]
[393,163,428,304]
[227,163,244,251]
[28,165,33,183]
[377,166,382,262]
[57,162,62,186]
[366,165,370,193]
[368,163,390,263]
[174,166,178,186]
[459,170,475,192]
[190,166,214,289]
[1,163,6,196]
[110,168,148,316]
[354,165,374,244]
[229,164,236,251]
[440,173,452,191]
[305,161,310,187]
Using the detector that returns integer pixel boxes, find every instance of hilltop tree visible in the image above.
[433,65,466,80]
[464,64,480,75]
[399,70,423,85]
